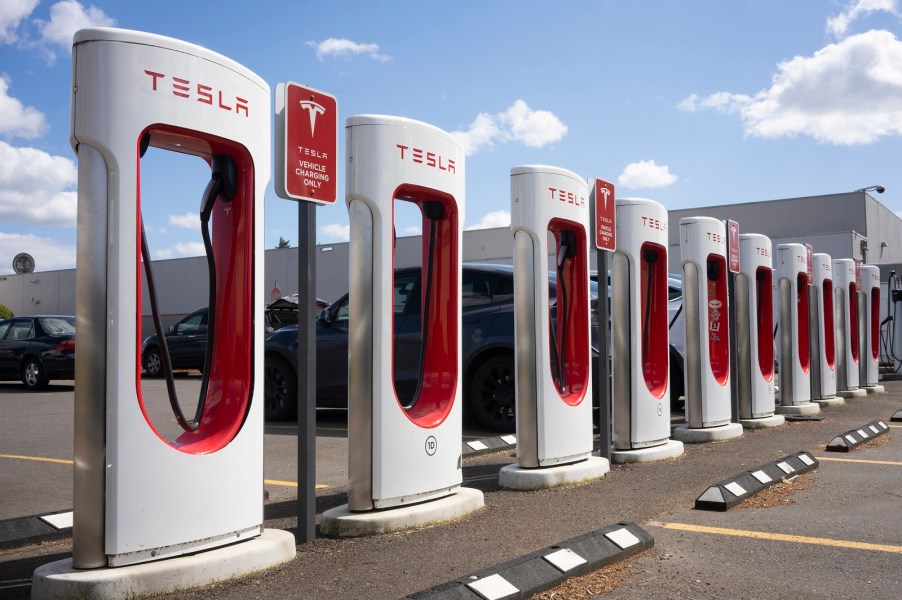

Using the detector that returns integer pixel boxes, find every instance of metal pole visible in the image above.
[297,202,316,543]
[597,249,611,460]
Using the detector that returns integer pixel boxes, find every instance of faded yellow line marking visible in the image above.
[815,456,902,466]
[0,453,73,465]
[649,522,902,554]
[265,479,329,490]
[889,425,902,429]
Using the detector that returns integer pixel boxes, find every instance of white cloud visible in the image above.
[0,76,46,139]
[153,241,205,260]
[0,140,77,226]
[168,212,198,229]
[34,0,115,58]
[451,100,567,156]
[402,225,422,236]
[679,29,902,145]
[466,210,511,230]
[320,223,350,242]
[618,160,678,189]
[827,0,898,37]
[0,231,76,274]
[0,0,38,44]
[306,38,391,62]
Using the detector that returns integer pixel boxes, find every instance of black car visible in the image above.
[264,263,600,432]
[0,315,76,389]
[141,308,208,377]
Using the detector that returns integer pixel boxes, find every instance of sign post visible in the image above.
[726,219,740,422]
[591,178,615,460]
[275,82,338,544]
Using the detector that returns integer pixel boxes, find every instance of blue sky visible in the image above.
[2,0,902,275]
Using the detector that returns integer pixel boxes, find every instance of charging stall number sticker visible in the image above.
[594,179,616,251]
[276,82,338,205]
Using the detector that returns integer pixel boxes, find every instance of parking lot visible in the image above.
[1,377,901,599]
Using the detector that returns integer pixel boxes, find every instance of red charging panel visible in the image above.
[548,219,590,405]
[849,283,859,363]
[756,267,774,380]
[823,279,835,369]
[707,254,729,385]
[392,185,459,428]
[797,273,810,373]
[640,242,668,398]
[871,287,880,360]
[136,126,254,455]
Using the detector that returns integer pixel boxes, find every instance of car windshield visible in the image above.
[40,317,75,335]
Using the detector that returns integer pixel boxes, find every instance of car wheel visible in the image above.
[22,358,49,390]
[143,347,163,378]
[264,356,298,421]
[468,354,516,433]
[670,355,685,412]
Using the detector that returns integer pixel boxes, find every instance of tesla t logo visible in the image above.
[144,70,249,116]
[299,100,326,136]
[599,185,611,208]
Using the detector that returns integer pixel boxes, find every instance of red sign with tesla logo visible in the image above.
[805,243,814,281]
[276,82,337,205]
[594,179,615,251]
[728,220,740,273]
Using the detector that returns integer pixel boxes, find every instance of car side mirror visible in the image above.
[317,307,331,327]
[168,325,176,335]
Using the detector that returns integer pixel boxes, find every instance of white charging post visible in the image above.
[321,115,483,536]
[775,243,819,415]
[735,234,783,428]
[832,258,865,398]
[860,265,885,393]
[674,217,743,442]
[499,165,609,489]
[811,253,840,405]
[33,28,294,598]
[610,199,684,462]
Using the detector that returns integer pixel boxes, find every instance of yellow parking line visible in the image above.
[649,522,902,554]
[0,453,73,465]
[815,457,902,466]
[265,479,329,490]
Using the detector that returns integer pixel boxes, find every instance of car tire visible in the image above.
[143,347,163,378]
[22,358,49,390]
[264,356,298,421]
[468,353,516,433]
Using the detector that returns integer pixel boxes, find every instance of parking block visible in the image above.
[694,451,819,511]
[826,420,890,452]
[406,521,653,599]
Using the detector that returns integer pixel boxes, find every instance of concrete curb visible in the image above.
[462,434,518,457]
[694,450,819,511]
[405,521,653,599]
[826,420,890,452]
[0,510,72,550]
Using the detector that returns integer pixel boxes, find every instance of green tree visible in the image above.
[276,237,291,249]
[0,304,13,319]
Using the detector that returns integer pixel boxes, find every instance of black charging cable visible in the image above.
[141,151,236,432]
[553,231,577,391]
[641,249,659,368]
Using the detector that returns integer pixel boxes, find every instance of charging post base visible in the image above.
[775,402,821,416]
[738,414,785,429]
[672,422,743,443]
[837,388,868,398]
[864,384,886,394]
[610,440,685,464]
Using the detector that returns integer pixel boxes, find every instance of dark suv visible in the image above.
[264,263,599,432]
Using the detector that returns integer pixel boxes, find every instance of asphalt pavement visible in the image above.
[1,378,900,599]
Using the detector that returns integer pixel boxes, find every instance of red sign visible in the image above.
[855,259,862,289]
[275,82,337,204]
[805,244,813,281]
[593,179,616,251]
[270,287,282,303]
[727,220,740,274]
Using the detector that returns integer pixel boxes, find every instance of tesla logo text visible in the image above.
[796,255,806,264]
[821,262,831,272]
[641,216,666,231]
[755,247,770,257]
[299,100,325,136]
[396,145,456,173]
[549,188,585,207]
[707,232,724,244]
[144,70,249,116]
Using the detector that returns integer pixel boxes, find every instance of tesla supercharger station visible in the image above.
[860,265,885,392]
[832,258,865,397]
[499,166,609,488]
[774,243,819,414]
[610,198,684,462]
[811,253,840,404]
[674,217,743,441]
[321,116,482,534]
[34,28,294,596]
[735,234,783,427]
